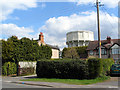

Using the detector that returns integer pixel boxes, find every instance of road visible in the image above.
[1,75,120,89]
[2,76,51,88]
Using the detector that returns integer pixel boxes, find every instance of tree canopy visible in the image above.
[2,36,52,64]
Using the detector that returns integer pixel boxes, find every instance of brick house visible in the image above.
[36,32,60,59]
[87,37,120,63]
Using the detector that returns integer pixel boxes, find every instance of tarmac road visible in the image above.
[1,75,120,89]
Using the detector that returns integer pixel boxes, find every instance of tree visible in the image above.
[63,47,79,59]
[38,45,52,59]
[62,47,68,58]
[2,39,15,64]
[76,46,88,58]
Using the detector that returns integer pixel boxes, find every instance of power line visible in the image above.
[101,7,115,29]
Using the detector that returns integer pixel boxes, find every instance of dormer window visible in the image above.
[111,44,120,54]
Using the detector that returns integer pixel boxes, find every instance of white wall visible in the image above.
[51,49,59,59]
[19,61,37,73]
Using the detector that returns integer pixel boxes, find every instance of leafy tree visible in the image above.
[76,46,88,58]
[38,45,52,59]
[2,39,14,64]
[63,47,79,59]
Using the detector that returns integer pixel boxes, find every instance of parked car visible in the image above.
[110,64,120,76]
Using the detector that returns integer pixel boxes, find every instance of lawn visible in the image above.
[21,76,110,85]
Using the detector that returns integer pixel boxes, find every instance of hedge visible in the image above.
[87,58,103,79]
[2,62,17,76]
[102,58,114,75]
[87,58,114,79]
[36,59,89,79]
[36,58,114,79]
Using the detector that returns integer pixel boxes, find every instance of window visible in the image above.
[101,49,107,55]
[89,50,93,55]
[112,48,120,54]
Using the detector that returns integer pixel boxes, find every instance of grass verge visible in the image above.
[21,76,110,85]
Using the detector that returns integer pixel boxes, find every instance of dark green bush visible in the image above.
[2,62,17,76]
[87,58,103,79]
[36,59,89,79]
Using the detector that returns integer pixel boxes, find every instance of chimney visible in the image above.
[107,36,111,43]
[39,32,44,43]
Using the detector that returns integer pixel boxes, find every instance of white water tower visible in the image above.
[66,30,94,47]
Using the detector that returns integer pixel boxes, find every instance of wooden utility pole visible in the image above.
[96,0,101,58]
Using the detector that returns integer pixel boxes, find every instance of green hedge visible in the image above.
[36,59,89,79]
[87,58,103,79]
[87,58,114,79]
[102,58,114,75]
[2,62,17,76]
[36,58,114,79]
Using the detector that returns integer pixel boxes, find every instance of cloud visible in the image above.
[0,23,36,39]
[0,0,38,21]
[73,0,119,8]
[39,11,118,49]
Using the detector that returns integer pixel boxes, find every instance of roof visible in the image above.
[87,39,120,50]
[36,40,60,50]
[46,44,60,50]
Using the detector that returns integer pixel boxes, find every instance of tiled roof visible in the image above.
[87,39,120,50]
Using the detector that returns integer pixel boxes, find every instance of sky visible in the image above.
[0,0,119,50]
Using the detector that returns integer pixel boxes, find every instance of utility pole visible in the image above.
[96,0,101,58]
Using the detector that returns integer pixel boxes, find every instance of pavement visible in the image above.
[2,75,120,88]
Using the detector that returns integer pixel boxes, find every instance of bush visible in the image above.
[2,62,17,76]
[102,58,114,75]
[87,58,103,79]
[36,59,89,79]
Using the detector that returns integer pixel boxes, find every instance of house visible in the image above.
[87,36,120,63]
[36,32,60,59]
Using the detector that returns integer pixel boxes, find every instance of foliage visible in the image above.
[36,59,89,79]
[63,47,79,59]
[87,58,103,79]
[2,62,17,76]
[38,45,52,59]
[62,46,88,59]
[62,47,67,58]
[76,46,88,58]
[102,58,114,75]
[2,36,52,63]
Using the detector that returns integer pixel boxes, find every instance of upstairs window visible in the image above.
[112,48,120,54]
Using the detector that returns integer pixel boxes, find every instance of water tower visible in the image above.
[66,30,94,47]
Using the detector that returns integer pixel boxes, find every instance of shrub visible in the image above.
[36,59,89,79]
[102,58,114,75]
[2,62,17,76]
[87,58,103,79]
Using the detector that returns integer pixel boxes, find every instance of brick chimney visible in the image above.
[107,36,111,43]
[39,32,44,43]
